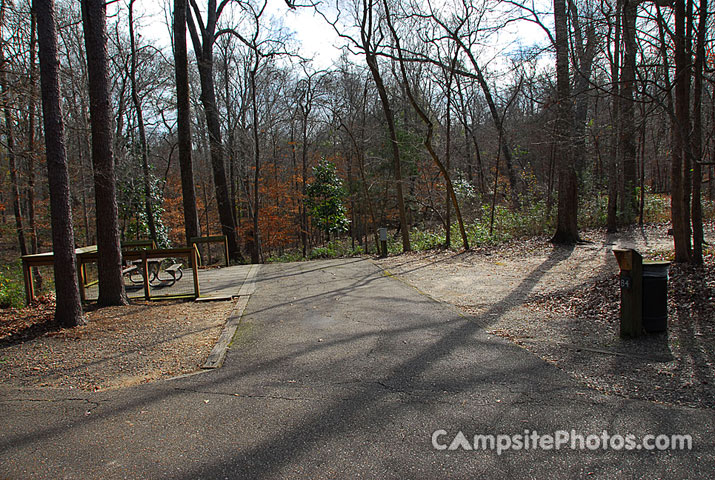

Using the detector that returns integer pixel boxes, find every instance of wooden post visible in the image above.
[78,258,86,302]
[613,248,643,337]
[223,235,229,267]
[191,247,200,299]
[22,258,34,305]
[141,250,151,301]
[378,228,388,258]
[193,242,202,267]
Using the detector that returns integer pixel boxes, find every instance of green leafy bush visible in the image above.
[0,262,26,309]
[386,200,554,254]
[309,240,364,259]
[641,191,671,223]
[579,193,609,229]
[265,251,305,263]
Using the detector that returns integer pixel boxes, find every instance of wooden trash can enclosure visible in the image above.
[613,248,642,337]
[613,248,669,337]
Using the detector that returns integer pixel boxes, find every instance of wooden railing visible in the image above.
[190,235,229,267]
[21,243,201,304]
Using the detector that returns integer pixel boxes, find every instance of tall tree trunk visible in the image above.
[79,137,92,244]
[173,0,200,245]
[619,0,638,223]
[569,2,596,176]
[0,1,28,256]
[27,11,42,288]
[222,48,238,229]
[186,3,242,263]
[606,0,621,232]
[250,67,261,264]
[690,0,707,264]
[551,0,579,244]
[81,0,127,305]
[128,0,158,244]
[671,0,692,262]
[638,106,647,223]
[444,57,455,248]
[3,98,27,257]
[35,0,85,326]
[301,104,309,258]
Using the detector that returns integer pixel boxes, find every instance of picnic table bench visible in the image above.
[123,259,183,287]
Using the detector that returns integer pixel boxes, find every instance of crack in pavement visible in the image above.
[172,386,319,402]
[0,397,100,408]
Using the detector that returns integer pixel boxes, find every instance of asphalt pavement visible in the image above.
[1,258,712,479]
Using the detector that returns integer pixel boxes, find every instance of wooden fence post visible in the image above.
[191,247,200,299]
[141,250,151,301]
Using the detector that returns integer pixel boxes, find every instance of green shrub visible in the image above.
[265,251,305,263]
[579,193,609,229]
[410,229,445,251]
[641,190,671,223]
[385,200,554,254]
[0,262,26,309]
[309,240,365,259]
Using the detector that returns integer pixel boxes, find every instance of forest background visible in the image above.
[0,0,713,309]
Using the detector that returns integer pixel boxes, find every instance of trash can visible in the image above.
[642,261,670,333]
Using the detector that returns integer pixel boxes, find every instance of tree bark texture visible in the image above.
[173,0,201,245]
[551,0,579,244]
[35,0,85,326]
[187,1,241,262]
[671,0,692,262]
[129,0,158,244]
[82,0,127,305]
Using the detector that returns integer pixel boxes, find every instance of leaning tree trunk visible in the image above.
[448,33,519,209]
[365,51,411,252]
[187,6,241,263]
[35,0,85,326]
[382,2,469,250]
[81,0,127,305]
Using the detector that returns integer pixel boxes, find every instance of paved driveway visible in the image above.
[1,258,712,478]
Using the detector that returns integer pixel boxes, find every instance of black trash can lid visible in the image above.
[642,261,670,278]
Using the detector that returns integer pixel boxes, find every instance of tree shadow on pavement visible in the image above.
[7,249,708,479]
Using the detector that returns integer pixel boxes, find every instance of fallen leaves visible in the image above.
[0,299,235,391]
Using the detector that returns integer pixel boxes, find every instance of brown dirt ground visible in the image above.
[0,297,235,391]
[377,223,715,410]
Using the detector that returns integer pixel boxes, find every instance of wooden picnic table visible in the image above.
[124,258,184,288]
[127,257,166,283]
[22,245,199,303]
